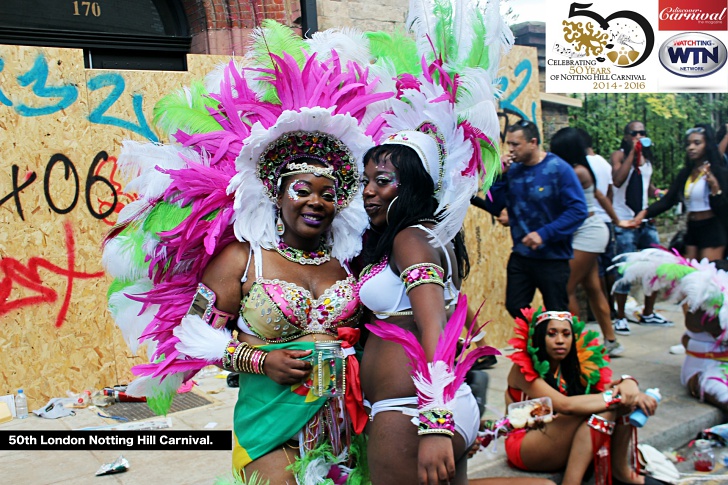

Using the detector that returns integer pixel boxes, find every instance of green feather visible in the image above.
[655,263,697,281]
[146,391,175,416]
[107,278,137,301]
[479,140,501,194]
[463,10,490,71]
[343,434,370,485]
[214,470,269,485]
[366,30,421,76]
[142,201,192,235]
[110,222,152,276]
[432,0,455,61]
[250,19,309,104]
[153,80,222,137]
[708,293,724,310]
[250,19,308,69]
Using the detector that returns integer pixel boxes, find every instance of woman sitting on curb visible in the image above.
[505,308,664,485]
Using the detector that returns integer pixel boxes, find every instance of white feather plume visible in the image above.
[455,68,500,142]
[298,450,353,485]
[108,280,157,356]
[126,372,184,399]
[173,314,232,361]
[698,361,728,404]
[414,360,456,410]
[306,28,373,67]
[102,236,148,282]
[117,141,193,201]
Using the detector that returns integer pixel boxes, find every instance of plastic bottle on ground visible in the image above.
[15,389,28,419]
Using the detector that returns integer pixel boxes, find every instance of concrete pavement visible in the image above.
[1,301,725,484]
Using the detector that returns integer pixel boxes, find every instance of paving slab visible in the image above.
[1,304,725,484]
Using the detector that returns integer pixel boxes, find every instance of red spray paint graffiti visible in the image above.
[0,220,105,327]
[94,154,138,227]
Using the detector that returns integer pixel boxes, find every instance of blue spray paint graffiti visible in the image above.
[0,59,12,107]
[0,54,158,142]
[15,56,78,116]
[496,58,538,141]
[87,73,158,142]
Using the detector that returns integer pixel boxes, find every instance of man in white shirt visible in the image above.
[610,121,673,335]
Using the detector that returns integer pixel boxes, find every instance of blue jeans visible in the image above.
[613,222,660,294]
[597,222,615,277]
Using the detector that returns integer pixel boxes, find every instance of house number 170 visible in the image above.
[72,1,101,17]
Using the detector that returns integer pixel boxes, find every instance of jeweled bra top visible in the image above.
[236,244,361,343]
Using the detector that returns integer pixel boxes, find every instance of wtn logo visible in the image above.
[659,32,727,77]
[667,46,720,64]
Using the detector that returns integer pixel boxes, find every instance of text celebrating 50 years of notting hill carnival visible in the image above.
[545,0,728,93]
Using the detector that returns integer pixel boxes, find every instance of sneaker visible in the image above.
[639,312,674,327]
[669,343,686,355]
[604,339,624,357]
[613,318,631,336]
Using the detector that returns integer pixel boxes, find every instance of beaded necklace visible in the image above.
[276,240,331,265]
[355,256,389,292]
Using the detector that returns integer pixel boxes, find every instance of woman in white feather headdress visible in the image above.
[348,0,536,482]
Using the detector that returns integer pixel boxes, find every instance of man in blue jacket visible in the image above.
[473,120,587,319]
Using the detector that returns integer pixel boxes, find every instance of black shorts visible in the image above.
[685,217,727,249]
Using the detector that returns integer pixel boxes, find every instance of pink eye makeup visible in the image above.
[287,180,309,201]
[376,172,398,187]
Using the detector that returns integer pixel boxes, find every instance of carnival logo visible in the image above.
[555,3,654,68]
[659,32,727,77]
[659,0,728,31]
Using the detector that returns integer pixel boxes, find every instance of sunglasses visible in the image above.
[630,130,647,136]
[515,120,533,127]
[686,127,706,136]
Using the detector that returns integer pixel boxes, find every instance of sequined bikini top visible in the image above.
[236,245,361,343]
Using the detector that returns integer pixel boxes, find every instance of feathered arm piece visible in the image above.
[366,294,499,436]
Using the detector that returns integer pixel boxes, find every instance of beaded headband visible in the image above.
[535,311,573,326]
[257,131,358,210]
[283,162,336,181]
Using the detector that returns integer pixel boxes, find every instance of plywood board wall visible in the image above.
[460,46,544,349]
[0,45,228,408]
[0,43,541,408]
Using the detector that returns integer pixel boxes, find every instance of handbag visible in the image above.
[668,229,686,256]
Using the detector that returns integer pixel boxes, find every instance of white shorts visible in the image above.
[573,214,609,253]
[364,383,480,447]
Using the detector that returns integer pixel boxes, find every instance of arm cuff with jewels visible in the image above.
[602,389,622,408]
[400,263,446,294]
[418,408,455,437]
[188,283,236,329]
[587,414,615,435]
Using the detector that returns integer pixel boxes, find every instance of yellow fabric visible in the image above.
[232,431,253,472]
[684,172,705,200]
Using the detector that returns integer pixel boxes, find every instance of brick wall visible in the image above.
[182,0,302,54]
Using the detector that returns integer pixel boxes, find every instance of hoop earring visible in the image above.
[276,208,285,236]
[385,196,399,226]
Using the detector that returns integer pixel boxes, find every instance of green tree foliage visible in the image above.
[568,93,728,187]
